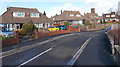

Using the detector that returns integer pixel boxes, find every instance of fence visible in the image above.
[34,29,71,39]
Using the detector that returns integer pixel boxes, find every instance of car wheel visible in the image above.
[56,29,59,31]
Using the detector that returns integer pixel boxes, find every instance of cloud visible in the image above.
[1,0,84,2]
[46,3,82,18]
[84,0,119,15]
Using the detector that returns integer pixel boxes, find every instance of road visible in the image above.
[2,30,117,67]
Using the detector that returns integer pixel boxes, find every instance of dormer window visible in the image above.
[106,15,110,17]
[70,14,74,16]
[13,12,25,17]
[30,12,39,17]
[76,15,81,17]
[111,15,115,17]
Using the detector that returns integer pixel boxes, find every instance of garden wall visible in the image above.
[67,27,80,32]
[107,29,120,42]
[1,31,19,46]
[34,29,71,39]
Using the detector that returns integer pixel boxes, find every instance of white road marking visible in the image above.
[0,33,74,58]
[67,37,93,65]
[17,47,53,67]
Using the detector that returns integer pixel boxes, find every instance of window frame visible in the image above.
[13,12,25,17]
[30,12,39,17]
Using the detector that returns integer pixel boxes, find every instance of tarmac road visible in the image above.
[2,30,117,67]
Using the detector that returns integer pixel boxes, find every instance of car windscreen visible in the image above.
[1,29,12,32]
[49,27,54,28]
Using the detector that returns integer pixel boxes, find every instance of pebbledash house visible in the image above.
[0,7,53,30]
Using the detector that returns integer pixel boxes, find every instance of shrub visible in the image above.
[64,22,69,27]
[82,19,86,24]
[102,19,106,24]
[22,21,36,36]
[84,22,91,26]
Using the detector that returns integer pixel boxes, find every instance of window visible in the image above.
[111,15,115,17]
[70,14,74,16]
[76,15,81,17]
[13,12,25,17]
[106,15,110,17]
[30,13,39,17]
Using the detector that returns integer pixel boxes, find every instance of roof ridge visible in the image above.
[7,7,37,10]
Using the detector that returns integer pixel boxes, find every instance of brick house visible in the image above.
[52,10,83,26]
[83,8,102,24]
[102,12,120,23]
[0,7,53,30]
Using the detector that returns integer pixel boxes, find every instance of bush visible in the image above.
[15,29,26,36]
[64,22,69,27]
[84,22,91,26]
[22,21,36,36]
[82,19,86,24]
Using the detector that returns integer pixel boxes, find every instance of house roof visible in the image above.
[53,10,83,21]
[103,12,118,19]
[0,7,53,24]
[83,13,102,20]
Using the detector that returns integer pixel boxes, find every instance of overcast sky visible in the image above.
[0,0,120,18]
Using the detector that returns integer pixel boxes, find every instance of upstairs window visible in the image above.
[111,15,115,17]
[30,12,39,17]
[76,15,81,17]
[70,14,74,16]
[106,15,110,17]
[13,12,25,17]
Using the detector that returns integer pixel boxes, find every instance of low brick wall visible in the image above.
[107,29,120,65]
[107,29,120,41]
[34,29,71,39]
[87,28,103,31]
[67,27,80,32]
[1,31,19,47]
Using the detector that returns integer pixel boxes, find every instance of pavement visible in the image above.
[1,30,117,67]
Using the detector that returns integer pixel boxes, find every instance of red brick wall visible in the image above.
[2,31,19,46]
[108,29,120,41]
[67,27,80,32]
[34,29,71,39]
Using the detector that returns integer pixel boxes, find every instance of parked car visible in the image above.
[48,26,59,31]
[56,25,66,30]
[0,28,14,37]
[105,26,111,32]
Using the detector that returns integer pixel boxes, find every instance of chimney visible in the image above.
[61,10,62,14]
[91,8,95,13]
[7,7,10,11]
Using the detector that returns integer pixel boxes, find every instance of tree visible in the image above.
[64,22,69,27]
[22,20,36,36]
[43,11,46,16]
[82,19,86,24]
[103,19,106,24]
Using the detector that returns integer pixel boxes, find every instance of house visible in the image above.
[83,8,102,24]
[103,12,119,23]
[0,7,53,30]
[52,10,84,26]
[117,1,120,21]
